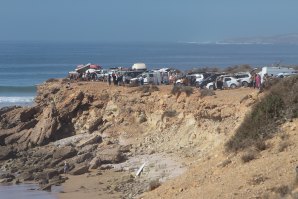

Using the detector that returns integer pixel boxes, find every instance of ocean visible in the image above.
[1,41,298,107]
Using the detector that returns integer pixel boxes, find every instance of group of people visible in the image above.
[107,73,125,86]
[251,73,262,89]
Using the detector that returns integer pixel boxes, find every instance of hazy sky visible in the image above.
[0,0,298,42]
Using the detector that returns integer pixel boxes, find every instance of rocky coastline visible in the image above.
[0,79,257,198]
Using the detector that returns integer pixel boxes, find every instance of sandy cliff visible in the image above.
[0,79,297,198]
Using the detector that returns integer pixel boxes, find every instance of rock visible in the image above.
[46,169,59,179]
[77,135,102,148]
[69,165,89,175]
[0,173,15,180]
[87,118,103,133]
[97,147,125,164]
[74,152,93,164]
[78,144,98,155]
[40,183,52,191]
[29,106,59,146]
[19,107,39,122]
[53,146,77,160]
[32,147,54,159]
[89,157,101,169]
[19,172,34,181]
[0,178,14,183]
[0,146,13,160]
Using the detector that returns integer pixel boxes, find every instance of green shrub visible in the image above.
[226,75,298,152]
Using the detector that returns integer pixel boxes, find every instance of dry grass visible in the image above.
[226,75,298,152]
[171,85,193,97]
[136,85,160,93]
[200,89,215,98]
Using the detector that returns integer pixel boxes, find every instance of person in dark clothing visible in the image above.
[108,74,112,86]
[216,77,223,90]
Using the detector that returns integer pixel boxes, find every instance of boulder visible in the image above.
[77,135,102,148]
[97,147,125,164]
[69,165,89,175]
[30,106,59,145]
[89,157,101,169]
[87,118,103,133]
[78,144,98,155]
[46,169,59,179]
[74,152,93,164]
[53,146,77,160]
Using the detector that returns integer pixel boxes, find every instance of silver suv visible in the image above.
[234,72,252,87]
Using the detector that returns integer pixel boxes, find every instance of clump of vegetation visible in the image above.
[200,89,215,98]
[171,85,193,97]
[255,140,268,151]
[46,78,59,83]
[226,75,298,152]
[241,150,258,163]
[271,185,291,197]
[162,110,177,121]
[137,85,160,93]
[248,174,268,185]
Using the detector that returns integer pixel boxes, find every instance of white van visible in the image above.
[260,66,296,82]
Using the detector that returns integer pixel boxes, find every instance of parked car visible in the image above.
[234,72,252,87]
[198,74,222,89]
[175,73,212,86]
[276,72,298,78]
[206,76,241,89]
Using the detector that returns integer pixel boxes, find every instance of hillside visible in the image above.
[0,79,297,198]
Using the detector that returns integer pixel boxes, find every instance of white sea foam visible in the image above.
[0,96,34,103]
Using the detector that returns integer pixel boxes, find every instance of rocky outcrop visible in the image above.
[53,146,77,160]
[0,79,256,195]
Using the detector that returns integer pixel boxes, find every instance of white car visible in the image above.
[234,72,252,87]
[175,73,210,86]
[206,76,241,89]
[276,72,298,78]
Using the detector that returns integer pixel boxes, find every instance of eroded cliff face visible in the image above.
[0,79,258,196]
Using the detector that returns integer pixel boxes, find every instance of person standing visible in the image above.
[255,74,261,89]
[108,74,112,86]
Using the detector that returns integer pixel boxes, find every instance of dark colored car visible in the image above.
[198,74,222,88]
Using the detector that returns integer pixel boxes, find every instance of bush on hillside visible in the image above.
[226,75,298,152]
[171,85,193,97]
[200,89,215,98]
[136,85,160,93]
